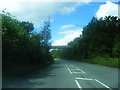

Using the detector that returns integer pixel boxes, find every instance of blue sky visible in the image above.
[0,0,118,46]
[51,2,105,42]
[50,1,118,45]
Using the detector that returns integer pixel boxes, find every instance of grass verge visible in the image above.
[79,56,119,68]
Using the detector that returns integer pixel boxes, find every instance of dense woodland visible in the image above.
[51,16,120,68]
[2,11,54,77]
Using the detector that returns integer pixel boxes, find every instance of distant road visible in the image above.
[3,59,119,89]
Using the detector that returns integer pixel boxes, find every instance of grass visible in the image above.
[53,56,119,68]
[79,56,119,68]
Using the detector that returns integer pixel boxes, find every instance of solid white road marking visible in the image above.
[76,68,85,74]
[65,64,67,67]
[67,68,72,74]
[69,69,76,70]
[72,72,83,74]
[76,77,93,80]
[75,80,82,90]
[95,79,112,90]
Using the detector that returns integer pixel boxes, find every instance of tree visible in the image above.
[53,16,119,61]
[2,11,54,77]
[41,17,51,46]
[20,21,34,33]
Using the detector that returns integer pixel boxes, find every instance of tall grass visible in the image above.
[82,56,119,68]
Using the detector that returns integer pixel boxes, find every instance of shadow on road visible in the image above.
[3,60,63,88]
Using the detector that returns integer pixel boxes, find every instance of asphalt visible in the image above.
[2,59,120,89]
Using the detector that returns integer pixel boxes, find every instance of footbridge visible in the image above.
[51,45,72,49]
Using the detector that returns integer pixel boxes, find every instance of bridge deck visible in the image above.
[51,45,71,49]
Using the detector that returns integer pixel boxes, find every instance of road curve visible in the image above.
[3,59,119,89]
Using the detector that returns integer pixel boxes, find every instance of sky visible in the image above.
[0,0,119,46]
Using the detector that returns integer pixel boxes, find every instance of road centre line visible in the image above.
[75,80,82,90]
[76,68,85,74]
[67,68,72,74]
[72,72,83,74]
[95,79,112,90]
[67,65,111,89]
[76,77,93,80]
[69,69,76,70]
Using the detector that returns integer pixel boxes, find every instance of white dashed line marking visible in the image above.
[95,79,112,90]
[66,64,112,89]
[72,72,83,74]
[75,80,82,90]
[69,69,76,70]
[76,68,85,74]
[67,68,72,74]
[76,77,93,80]
[65,64,67,67]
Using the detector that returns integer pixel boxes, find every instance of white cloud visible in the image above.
[0,0,91,27]
[61,24,76,29]
[58,29,82,34]
[96,1,118,19]
[52,28,82,46]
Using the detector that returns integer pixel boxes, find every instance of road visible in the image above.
[3,59,119,89]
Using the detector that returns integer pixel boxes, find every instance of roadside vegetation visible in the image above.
[2,11,54,77]
[51,16,120,68]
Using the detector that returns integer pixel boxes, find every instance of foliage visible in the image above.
[79,56,118,68]
[52,16,119,68]
[41,17,51,46]
[20,21,34,33]
[51,50,61,58]
[2,11,54,77]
